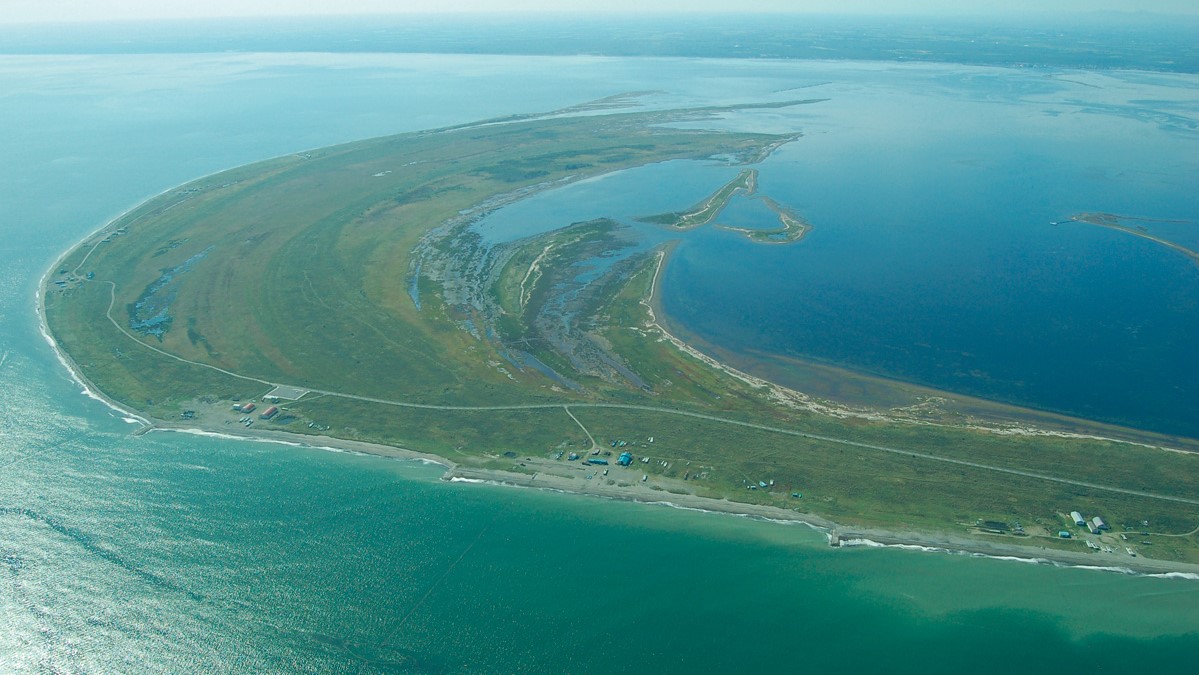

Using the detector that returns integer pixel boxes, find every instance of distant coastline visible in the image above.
[6,14,1199,75]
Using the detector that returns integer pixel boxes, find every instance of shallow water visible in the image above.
[3,53,1198,672]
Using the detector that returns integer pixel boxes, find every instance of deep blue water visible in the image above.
[3,52,1199,672]
[477,64,1199,437]
[668,68,1199,435]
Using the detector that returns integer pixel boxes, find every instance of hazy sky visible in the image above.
[3,0,1196,24]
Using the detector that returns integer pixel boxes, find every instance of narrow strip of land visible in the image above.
[1069,212,1199,267]
[86,247,1199,508]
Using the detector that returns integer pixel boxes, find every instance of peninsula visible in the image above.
[42,98,1199,571]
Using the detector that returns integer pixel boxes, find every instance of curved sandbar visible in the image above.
[43,98,1199,569]
[638,168,759,230]
[1066,212,1199,267]
[637,168,812,244]
[715,194,812,244]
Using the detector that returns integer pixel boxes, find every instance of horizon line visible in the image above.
[4,9,1199,27]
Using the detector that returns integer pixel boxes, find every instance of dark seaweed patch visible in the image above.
[128,246,213,339]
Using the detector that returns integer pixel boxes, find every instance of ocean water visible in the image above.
[3,52,1199,672]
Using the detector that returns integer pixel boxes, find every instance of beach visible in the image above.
[155,420,1199,578]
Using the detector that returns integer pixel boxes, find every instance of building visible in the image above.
[1070,511,1085,526]
[240,402,256,413]
[1092,516,1108,531]
[618,451,633,466]
[260,405,279,420]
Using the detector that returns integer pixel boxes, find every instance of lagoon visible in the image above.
[476,63,1199,437]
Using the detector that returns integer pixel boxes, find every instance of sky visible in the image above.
[2,0,1197,24]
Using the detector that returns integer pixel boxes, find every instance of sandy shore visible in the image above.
[39,333,1199,579]
[830,527,1199,577]
[152,422,460,469]
[446,463,838,529]
[442,464,1199,577]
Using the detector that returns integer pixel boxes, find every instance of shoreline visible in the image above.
[442,465,1199,578]
[35,264,1199,578]
[38,222,1199,580]
[36,304,1199,578]
[642,247,1198,454]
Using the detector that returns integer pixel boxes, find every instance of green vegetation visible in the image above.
[44,99,1199,564]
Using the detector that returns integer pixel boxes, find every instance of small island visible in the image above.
[638,168,812,244]
[42,97,1199,572]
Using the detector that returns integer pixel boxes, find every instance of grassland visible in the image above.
[43,99,1199,568]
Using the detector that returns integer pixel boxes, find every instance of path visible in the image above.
[89,279,1199,509]
[563,406,599,451]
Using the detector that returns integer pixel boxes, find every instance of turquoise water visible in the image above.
[3,53,1199,672]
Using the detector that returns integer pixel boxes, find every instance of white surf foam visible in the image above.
[837,536,1196,579]
[154,427,452,471]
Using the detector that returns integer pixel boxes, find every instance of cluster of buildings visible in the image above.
[1059,510,1109,538]
[231,401,280,420]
